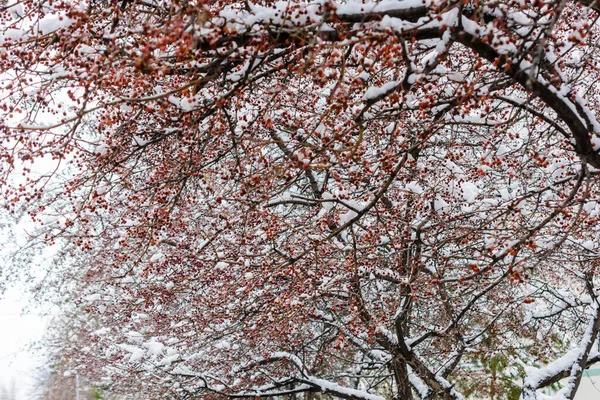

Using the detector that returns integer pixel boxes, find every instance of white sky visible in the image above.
[0,288,48,400]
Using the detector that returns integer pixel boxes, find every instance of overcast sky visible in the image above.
[0,288,48,400]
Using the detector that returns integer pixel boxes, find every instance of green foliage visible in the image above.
[92,387,104,400]
[458,352,523,400]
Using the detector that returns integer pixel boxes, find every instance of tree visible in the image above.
[2,0,600,398]
[34,366,103,400]
[0,380,16,400]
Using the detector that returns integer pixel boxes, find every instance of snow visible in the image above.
[144,340,165,356]
[408,366,430,398]
[363,80,399,101]
[406,181,424,194]
[336,0,431,15]
[581,240,596,251]
[7,3,24,19]
[510,11,533,26]
[497,144,510,156]
[524,303,600,398]
[84,293,101,303]
[159,352,180,366]
[37,13,75,35]
[460,182,479,203]
[133,135,150,146]
[0,28,28,44]
[446,71,465,83]
[150,252,164,262]
[339,209,358,225]
[5,1,600,399]
[270,352,304,369]
[378,14,409,33]
[119,344,145,363]
[95,143,110,156]
[434,196,449,211]
[305,376,386,400]
[125,331,144,344]
[215,340,231,350]
[219,0,432,34]
[321,191,335,211]
[215,261,229,270]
